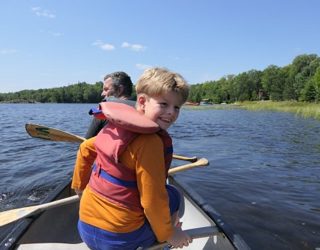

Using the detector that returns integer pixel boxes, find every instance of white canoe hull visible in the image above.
[1,177,249,250]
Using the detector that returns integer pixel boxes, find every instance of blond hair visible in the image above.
[135,67,189,104]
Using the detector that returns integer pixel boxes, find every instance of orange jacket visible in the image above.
[72,132,175,242]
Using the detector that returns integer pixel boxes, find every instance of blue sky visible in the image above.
[1,0,320,93]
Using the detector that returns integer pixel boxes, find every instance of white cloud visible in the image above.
[101,44,115,51]
[51,32,62,37]
[92,40,115,51]
[136,63,152,70]
[31,7,56,18]
[92,41,145,52]
[0,49,17,55]
[122,42,130,48]
[122,42,146,52]
[49,31,62,37]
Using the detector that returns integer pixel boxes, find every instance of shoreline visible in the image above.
[184,101,320,121]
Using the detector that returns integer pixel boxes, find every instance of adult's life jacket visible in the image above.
[88,102,173,212]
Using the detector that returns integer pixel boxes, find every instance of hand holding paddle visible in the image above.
[25,123,198,162]
[147,226,219,250]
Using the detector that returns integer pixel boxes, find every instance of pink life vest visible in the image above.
[88,103,173,212]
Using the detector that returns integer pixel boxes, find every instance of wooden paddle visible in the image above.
[169,158,208,174]
[25,123,198,162]
[0,196,79,227]
[0,158,209,227]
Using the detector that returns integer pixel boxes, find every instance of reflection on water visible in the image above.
[0,104,319,249]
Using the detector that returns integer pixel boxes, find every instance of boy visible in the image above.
[72,67,192,249]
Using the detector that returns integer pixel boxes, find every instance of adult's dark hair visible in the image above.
[104,71,133,97]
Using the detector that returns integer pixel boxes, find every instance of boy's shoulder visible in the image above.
[135,133,163,143]
[129,133,164,152]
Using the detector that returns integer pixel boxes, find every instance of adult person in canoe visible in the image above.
[85,71,135,139]
[72,67,192,249]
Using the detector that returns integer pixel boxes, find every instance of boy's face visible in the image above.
[138,91,183,130]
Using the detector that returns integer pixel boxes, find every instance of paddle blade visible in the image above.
[25,124,85,143]
[0,206,40,226]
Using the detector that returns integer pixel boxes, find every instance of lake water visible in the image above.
[0,103,319,249]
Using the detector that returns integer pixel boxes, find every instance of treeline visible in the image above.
[1,54,319,104]
[188,54,320,103]
[0,82,104,103]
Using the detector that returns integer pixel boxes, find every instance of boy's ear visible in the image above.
[137,94,147,109]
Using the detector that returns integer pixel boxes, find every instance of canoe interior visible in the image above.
[1,177,249,250]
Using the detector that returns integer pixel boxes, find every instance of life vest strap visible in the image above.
[93,164,138,188]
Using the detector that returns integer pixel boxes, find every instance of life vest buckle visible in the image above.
[93,163,101,177]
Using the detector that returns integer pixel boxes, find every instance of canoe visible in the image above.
[0,176,250,250]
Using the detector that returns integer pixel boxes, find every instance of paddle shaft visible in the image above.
[147,226,219,250]
[169,158,208,174]
[25,123,198,162]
